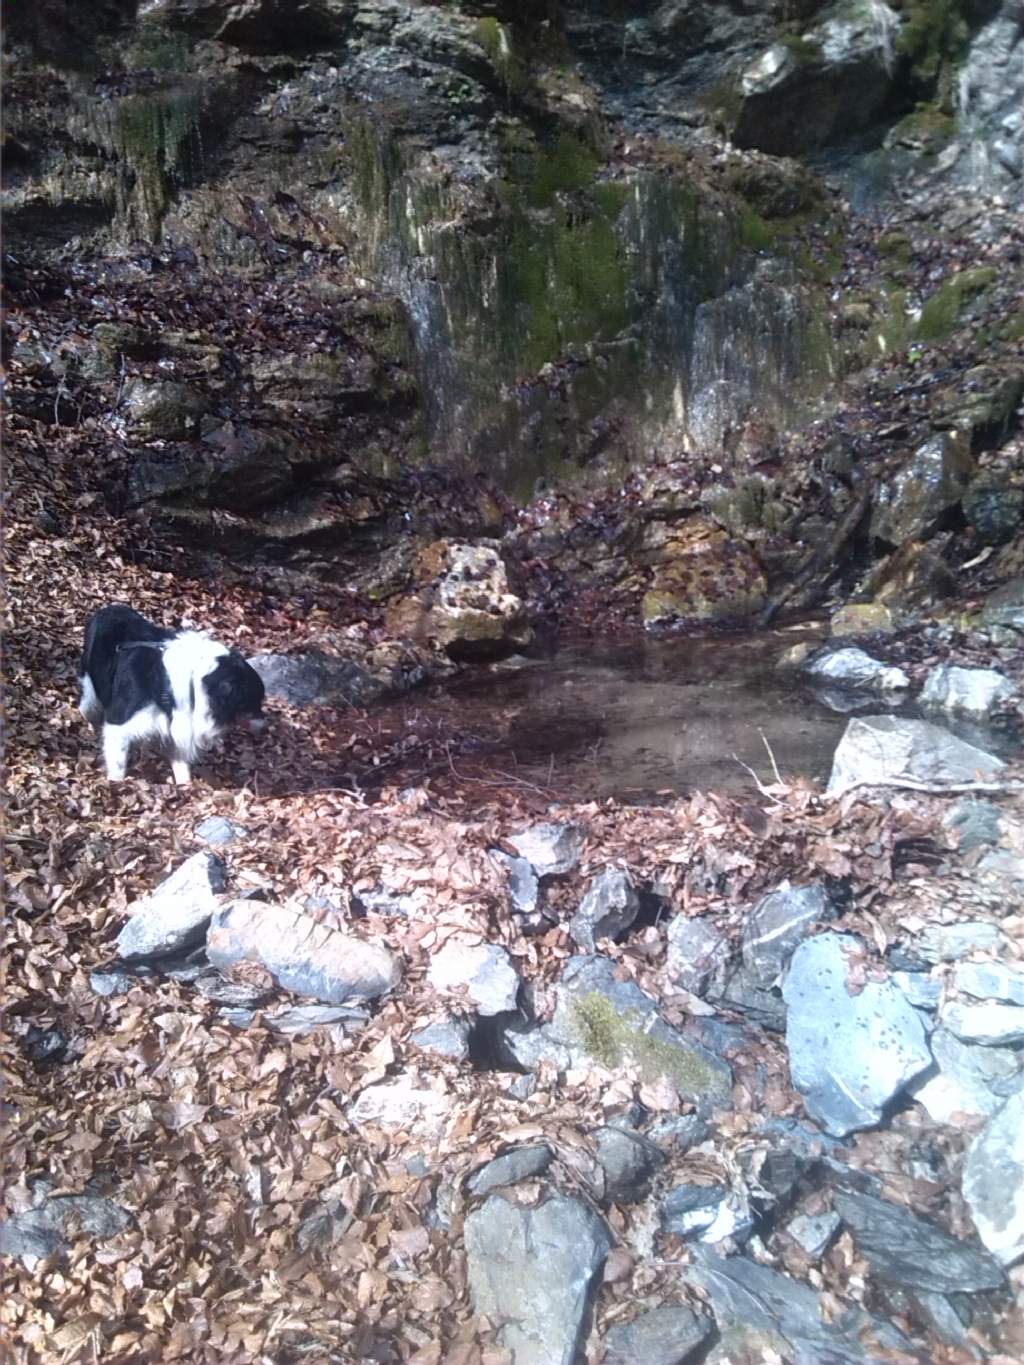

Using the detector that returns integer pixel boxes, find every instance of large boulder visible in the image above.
[116,852,226,962]
[386,541,532,661]
[826,715,1004,795]
[920,664,1017,721]
[871,431,973,548]
[731,1,900,156]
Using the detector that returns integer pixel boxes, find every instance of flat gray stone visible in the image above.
[268,1004,369,1037]
[661,1184,729,1239]
[783,933,932,1137]
[467,1144,553,1197]
[917,920,1010,964]
[116,852,226,962]
[410,1017,472,1060]
[427,941,519,1016]
[603,1305,714,1365]
[942,1000,1024,1045]
[508,823,584,877]
[954,960,1024,1006]
[805,647,908,692]
[911,1026,1022,1124]
[826,716,1003,796]
[685,1246,872,1363]
[963,1090,1024,1266]
[833,1189,1005,1292]
[787,1210,841,1258]
[568,867,640,952]
[943,799,1003,853]
[207,899,400,1005]
[594,1126,663,1202]
[665,915,730,996]
[921,665,1017,720]
[89,967,133,997]
[464,1194,611,1365]
[347,1078,452,1130]
[742,882,831,986]
[977,848,1024,882]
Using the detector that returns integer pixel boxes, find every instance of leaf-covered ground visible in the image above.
[6,393,1024,1364]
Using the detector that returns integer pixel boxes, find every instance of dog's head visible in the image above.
[204,652,267,732]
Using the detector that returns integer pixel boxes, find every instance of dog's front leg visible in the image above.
[102,725,131,781]
[171,759,192,786]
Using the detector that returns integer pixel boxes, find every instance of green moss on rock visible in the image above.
[570,994,729,1098]
[917,266,998,342]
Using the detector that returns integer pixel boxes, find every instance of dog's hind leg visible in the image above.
[101,723,132,781]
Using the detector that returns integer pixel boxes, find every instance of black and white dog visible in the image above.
[79,605,265,784]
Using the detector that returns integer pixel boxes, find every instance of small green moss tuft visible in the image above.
[738,204,776,252]
[474,16,526,96]
[897,0,970,99]
[525,133,599,208]
[917,266,998,342]
[780,32,823,64]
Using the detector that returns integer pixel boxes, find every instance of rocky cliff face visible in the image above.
[5,0,1024,611]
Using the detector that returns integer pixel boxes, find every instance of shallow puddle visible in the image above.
[385,624,851,802]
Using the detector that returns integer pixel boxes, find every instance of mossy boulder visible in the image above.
[931,365,1024,448]
[640,517,767,626]
[964,477,1024,546]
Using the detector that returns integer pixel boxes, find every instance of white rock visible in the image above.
[921,665,1017,720]
[805,648,909,692]
[428,941,520,1016]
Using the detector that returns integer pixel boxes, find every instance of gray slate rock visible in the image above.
[742,881,831,986]
[665,915,730,996]
[685,1245,873,1364]
[347,1078,452,1129]
[265,1004,369,1037]
[944,799,1003,853]
[207,899,400,1005]
[594,1126,663,1202]
[116,852,226,962]
[250,650,391,708]
[427,941,519,1016]
[508,822,584,877]
[661,1184,729,1239]
[568,867,640,952]
[833,1188,1005,1292]
[921,665,1017,720]
[783,933,932,1137]
[805,647,909,692]
[892,970,942,1011]
[911,1026,1023,1124]
[467,1145,554,1197]
[917,920,1011,964]
[603,1305,714,1365]
[89,967,134,997]
[464,1194,611,1365]
[942,1000,1024,1045]
[826,715,1004,796]
[954,960,1024,1006]
[963,1090,1024,1266]
[493,849,541,914]
[0,1192,132,1268]
[410,1017,472,1061]
[194,815,247,846]
[871,431,974,548]
[787,1210,841,1259]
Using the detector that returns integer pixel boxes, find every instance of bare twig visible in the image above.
[732,753,786,805]
[759,729,783,786]
[827,778,1024,801]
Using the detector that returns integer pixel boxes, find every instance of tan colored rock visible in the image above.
[641,517,766,625]
[386,540,532,660]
